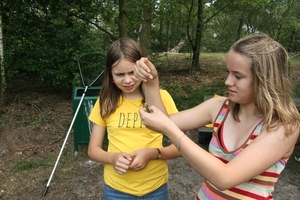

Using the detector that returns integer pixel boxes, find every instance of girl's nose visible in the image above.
[225,75,232,87]
[124,74,133,83]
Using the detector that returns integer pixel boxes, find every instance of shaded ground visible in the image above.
[0,64,300,200]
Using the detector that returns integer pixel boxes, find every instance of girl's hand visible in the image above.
[129,148,155,171]
[112,153,133,175]
[139,105,174,135]
[135,57,158,83]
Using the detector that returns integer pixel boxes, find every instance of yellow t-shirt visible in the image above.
[89,90,178,196]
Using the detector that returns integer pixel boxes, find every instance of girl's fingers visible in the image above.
[140,57,151,72]
[135,59,152,81]
[135,61,146,77]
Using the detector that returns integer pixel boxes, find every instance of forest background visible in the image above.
[0,0,300,100]
[0,1,300,199]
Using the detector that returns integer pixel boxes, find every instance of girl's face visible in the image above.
[111,58,142,99]
[225,50,254,105]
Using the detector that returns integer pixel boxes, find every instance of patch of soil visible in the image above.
[0,67,300,200]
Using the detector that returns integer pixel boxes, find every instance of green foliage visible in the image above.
[0,118,7,132]
[1,0,300,93]
[290,54,300,97]
[13,157,54,171]
[159,52,300,112]
[1,0,111,92]
[164,81,227,111]
[290,54,300,67]
[158,53,226,110]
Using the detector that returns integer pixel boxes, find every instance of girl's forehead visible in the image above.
[112,59,135,72]
[226,50,252,70]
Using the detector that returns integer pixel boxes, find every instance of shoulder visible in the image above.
[204,96,228,107]
[159,89,170,96]
[159,89,174,100]
[187,96,227,118]
[199,96,228,118]
[256,124,299,158]
[158,89,178,113]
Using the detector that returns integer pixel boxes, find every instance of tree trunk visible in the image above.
[166,20,171,52]
[0,14,5,106]
[169,40,185,53]
[190,0,204,73]
[139,0,152,57]
[236,18,244,41]
[158,10,163,52]
[118,0,128,38]
[288,29,296,52]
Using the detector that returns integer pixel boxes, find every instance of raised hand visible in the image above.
[135,57,158,83]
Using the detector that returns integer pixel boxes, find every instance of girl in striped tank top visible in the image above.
[135,33,300,200]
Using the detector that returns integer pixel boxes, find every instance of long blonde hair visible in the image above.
[229,33,300,135]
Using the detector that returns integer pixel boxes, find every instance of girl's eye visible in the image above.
[235,75,241,79]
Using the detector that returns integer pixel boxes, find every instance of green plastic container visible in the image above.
[72,86,106,155]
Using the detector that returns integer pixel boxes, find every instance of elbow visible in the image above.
[88,145,105,163]
[214,183,231,191]
[212,183,234,191]
[209,176,238,191]
[87,145,94,159]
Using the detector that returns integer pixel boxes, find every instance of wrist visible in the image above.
[177,135,186,151]
[142,77,159,87]
[155,148,162,159]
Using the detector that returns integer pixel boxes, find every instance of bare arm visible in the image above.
[160,144,182,159]
[135,58,182,159]
[169,97,225,131]
[139,105,299,190]
[135,57,167,115]
[88,124,133,174]
[135,59,226,130]
[177,125,298,190]
[89,123,181,173]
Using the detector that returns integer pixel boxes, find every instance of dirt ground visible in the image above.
[0,66,300,200]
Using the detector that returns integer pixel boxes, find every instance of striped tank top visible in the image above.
[197,99,289,200]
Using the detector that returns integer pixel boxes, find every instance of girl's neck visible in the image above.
[239,103,263,121]
[123,92,143,100]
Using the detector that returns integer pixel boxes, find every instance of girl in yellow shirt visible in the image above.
[88,38,181,200]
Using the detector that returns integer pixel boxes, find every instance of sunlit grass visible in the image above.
[162,81,227,111]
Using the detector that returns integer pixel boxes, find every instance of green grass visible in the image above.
[163,81,227,111]
[290,54,300,98]
[290,54,300,97]
[13,156,55,171]
[156,52,300,110]
[200,52,227,64]
[290,53,300,65]
[156,53,227,110]
[0,118,7,132]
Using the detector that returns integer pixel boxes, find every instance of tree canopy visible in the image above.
[0,0,299,96]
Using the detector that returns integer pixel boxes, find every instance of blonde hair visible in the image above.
[229,33,300,135]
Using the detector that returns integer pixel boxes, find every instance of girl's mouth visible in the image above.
[124,85,134,90]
